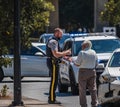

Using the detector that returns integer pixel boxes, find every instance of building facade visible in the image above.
[49,0,109,32]
[48,0,59,32]
[94,0,108,32]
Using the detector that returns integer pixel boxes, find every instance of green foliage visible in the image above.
[0,0,54,67]
[0,84,9,97]
[100,0,120,25]
[20,0,54,49]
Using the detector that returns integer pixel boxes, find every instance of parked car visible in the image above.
[33,42,46,54]
[39,33,70,48]
[39,33,52,43]
[0,42,48,82]
[58,33,120,95]
[98,48,120,105]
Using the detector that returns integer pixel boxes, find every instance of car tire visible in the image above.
[58,78,68,93]
[0,67,4,82]
[69,66,78,95]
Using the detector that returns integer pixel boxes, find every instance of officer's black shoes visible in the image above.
[48,100,61,104]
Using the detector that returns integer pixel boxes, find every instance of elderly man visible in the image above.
[74,40,98,107]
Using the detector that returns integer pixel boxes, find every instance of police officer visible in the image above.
[46,28,71,104]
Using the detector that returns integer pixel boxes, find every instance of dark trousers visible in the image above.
[47,58,59,101]
[78,69,98,107]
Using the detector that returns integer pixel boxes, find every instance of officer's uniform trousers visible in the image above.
[78,68,98,107]
[47,58,59,102]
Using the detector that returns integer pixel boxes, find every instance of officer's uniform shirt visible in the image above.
[47,39,58,52]
[74,48,98,69]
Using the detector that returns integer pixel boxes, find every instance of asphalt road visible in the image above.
[0,77,92,107]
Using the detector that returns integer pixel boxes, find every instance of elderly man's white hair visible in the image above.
[82,40,92,49]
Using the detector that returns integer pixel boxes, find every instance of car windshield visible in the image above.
[59,35,70,44]
[37,45,46,52]
[40,35,52,43]
[73,39,120,56]
[44,36,51,43]
[108,52,120,67]
[21,46,40,55]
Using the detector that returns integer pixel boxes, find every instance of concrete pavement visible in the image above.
[0,94,63,107]
[0,77,64,107]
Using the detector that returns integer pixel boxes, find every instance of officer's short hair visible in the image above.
[54,28,63,34]
[82,40,92,49]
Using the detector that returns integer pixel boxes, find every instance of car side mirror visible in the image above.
[96,63,104,70]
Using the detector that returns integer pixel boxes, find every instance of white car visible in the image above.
[58,33,120,95]
[0,42,49,82]
[98,48,120,105]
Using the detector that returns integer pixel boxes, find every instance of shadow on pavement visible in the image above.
[100,102,120,107]
[44,91,78,97]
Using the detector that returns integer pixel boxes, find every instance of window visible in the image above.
[21,46,39,55]
[91,39,120,53]
[109,52,120,67]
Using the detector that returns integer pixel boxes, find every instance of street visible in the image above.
[0,77,91,107]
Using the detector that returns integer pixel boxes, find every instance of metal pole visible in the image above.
[12,0,23,106]
[94,0,97,32]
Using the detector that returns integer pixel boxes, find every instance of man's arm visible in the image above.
[52,49,71,58]
[72,51,82,67]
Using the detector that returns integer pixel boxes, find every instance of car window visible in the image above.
[108,52,120,67]
[37,45,46,52]
[59,35,70,44]
[21,46,40,55]
[73,39,120,56]
[40,35,51,43]
[63,40,73,51]
[39,34,53,43]
[73,41,82,56]
[91,39,120,53]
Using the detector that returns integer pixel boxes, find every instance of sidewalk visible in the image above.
[0,94,63,107]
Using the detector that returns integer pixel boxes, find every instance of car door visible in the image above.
[59,40,73,83]
[21,46,49,77]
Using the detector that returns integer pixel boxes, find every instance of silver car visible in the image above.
[98,48,120,105]
[0,42,49,82]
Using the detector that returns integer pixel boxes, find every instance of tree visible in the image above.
[0,0,54,67]
[100,0,120,26]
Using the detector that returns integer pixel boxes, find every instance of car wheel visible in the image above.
[58,78,68,93]
[69,66,78,95]
[0,67,4,82]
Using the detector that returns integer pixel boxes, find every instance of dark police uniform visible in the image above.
[46,36,61,103]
